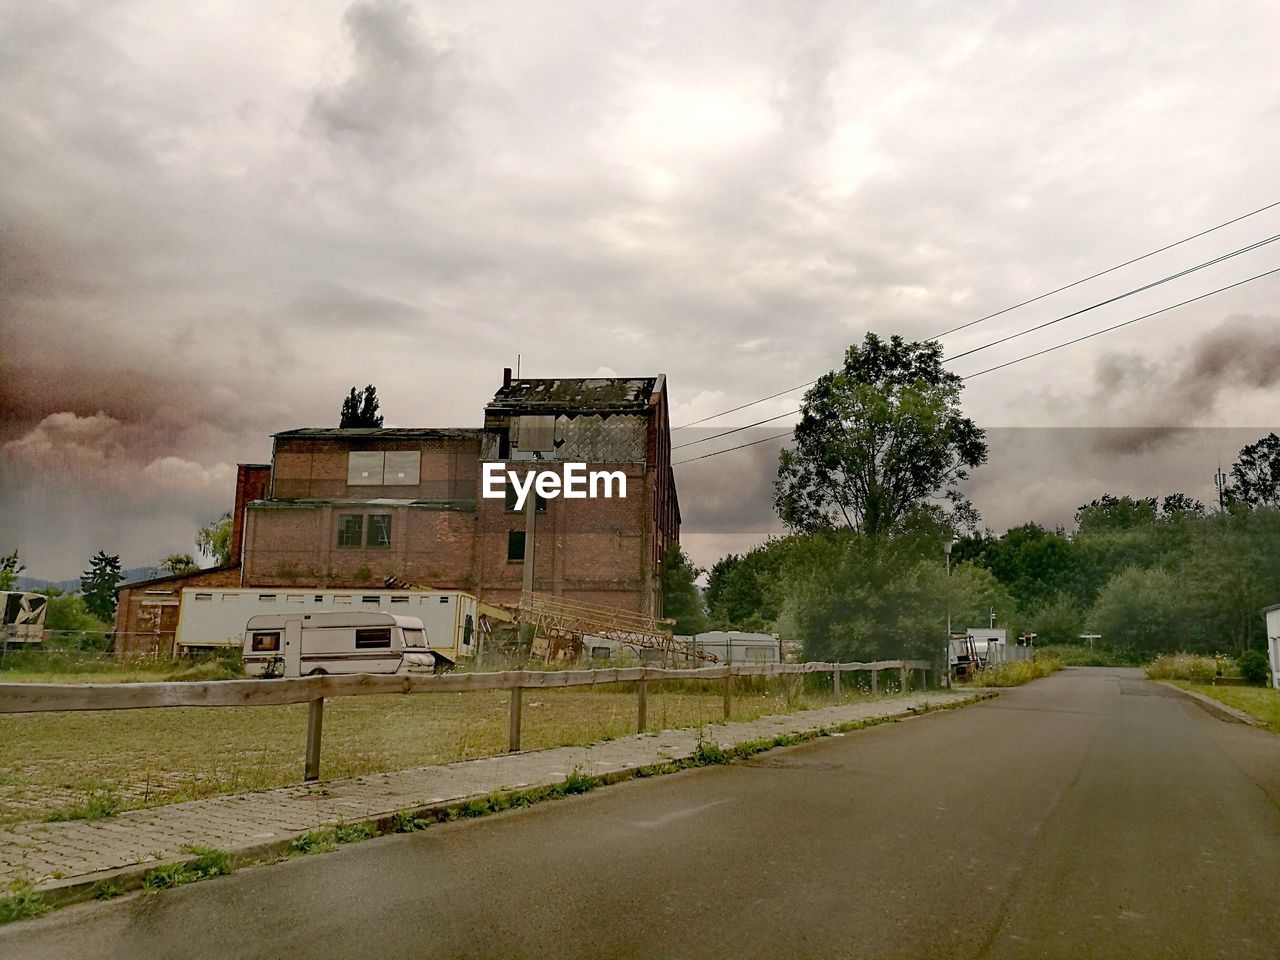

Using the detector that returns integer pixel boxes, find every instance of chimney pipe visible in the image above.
[503,367,512,389]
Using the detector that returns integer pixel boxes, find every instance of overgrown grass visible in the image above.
[0,678,885,825]
[1145,654,1220,683]
[1171,683,1280,733]
[967,658,1063,688]
[1033,643,1147,667]
[0,879,50,924]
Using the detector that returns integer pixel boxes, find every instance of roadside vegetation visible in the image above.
[1168,685,1280,733]
[966,657,1063,687]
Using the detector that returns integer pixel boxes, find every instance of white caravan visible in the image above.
[176,588,481,665]
[242,611,437,677]
[966,628,1008,663]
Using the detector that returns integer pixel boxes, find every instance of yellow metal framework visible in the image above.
[511,592,714,666]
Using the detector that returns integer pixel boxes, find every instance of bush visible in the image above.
[1238,649,1272,686]
[0,879,50,924]
[968,658,1062,687]
[1145,654,1217,683]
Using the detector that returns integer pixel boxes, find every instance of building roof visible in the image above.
[486,377,660,414]
[114,563,240,593]
[273,428,481,441]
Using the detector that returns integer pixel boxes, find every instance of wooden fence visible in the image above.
[0,660,933,782]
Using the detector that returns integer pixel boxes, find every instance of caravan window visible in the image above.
[355,628,392,649]
[251,632,281,652]
[402,628,426,648]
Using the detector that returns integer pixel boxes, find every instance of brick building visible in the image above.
[237,372,679,616]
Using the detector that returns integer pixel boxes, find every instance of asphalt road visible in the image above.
[6,667,1280,960]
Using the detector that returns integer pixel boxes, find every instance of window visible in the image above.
[361,596,380,604]
[746,646,771,662]
[504,485,547,513]
[383,451,420,486]
[348,451,384,485]
[194,593,212,601]
[337,514,363,547]
[402,628,426,648]
[367,514,391,548]
[507,530,526,562]
[251,632,281,652]
[592,646,611,661]
[258,594,276,602]
[391,596,409,604]
[355,628,392,649]
[287,595,304,604]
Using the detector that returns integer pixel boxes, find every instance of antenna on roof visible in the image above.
[517,353,521,378]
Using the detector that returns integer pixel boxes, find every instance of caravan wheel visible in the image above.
[306,667,329,676]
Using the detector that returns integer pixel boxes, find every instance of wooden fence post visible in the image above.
[304,696,324,782]
[723,672,732,720]
[871,668,878,695]
[508,685,523,752]
[637,677,648,733]
[833,666,841,700]
[901,663,909,693]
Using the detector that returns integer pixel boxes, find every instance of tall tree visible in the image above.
[81,551,123,623]
[0,549,22,591]
[159,554,199,576]
[659,545,707,636]
[774,334,987,538]
[340,384,384,428]
[195,511,234,565]
[1225,432,1280,508]
[1074,495,1157,534]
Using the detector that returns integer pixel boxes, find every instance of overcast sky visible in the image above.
[2,0,1279,579]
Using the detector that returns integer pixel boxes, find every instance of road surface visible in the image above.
[5,667,1279,959]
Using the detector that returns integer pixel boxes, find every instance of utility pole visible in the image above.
[943,539,954,689]
[1214,463,1228,513]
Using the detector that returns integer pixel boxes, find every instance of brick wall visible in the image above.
[115,565,243,655]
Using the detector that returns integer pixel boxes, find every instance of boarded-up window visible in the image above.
[383,451,420,485]
[516,415,555,452]
[348,451,384,485]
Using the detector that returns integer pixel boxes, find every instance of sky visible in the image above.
[2,0,1279,579]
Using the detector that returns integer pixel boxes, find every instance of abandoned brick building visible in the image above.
[116,373,680,652]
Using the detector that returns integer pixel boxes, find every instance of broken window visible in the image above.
[337,514,363,547]
[507,530,526,562]
[367,514,391,548]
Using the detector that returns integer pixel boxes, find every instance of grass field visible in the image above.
[1172,682,1280,733]
[0,674,903,825]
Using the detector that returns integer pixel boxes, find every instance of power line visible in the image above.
[946,232,1280,362]
[670,197,1280,430]
[928,197,1280,339]
[671,409,798,450]
[958,265,1280,380]
[671,429,795,466]
[672,264,1280,466]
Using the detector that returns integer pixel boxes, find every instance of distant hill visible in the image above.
[13,567,164,594]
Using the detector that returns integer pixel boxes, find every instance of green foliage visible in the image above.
[1024,591,1087,646]
[773,333,987,538]
[1238,649,1271,685]
[80,550,123,623]
[704,540,794,629]
[968,658,1062,687]
[93,882,122,901]
[659,545,707,635]
[391,812,430,833]
[954,525,1077,610]
[1145,654,1218,683]
[1090,567,1186,654]
[1074,495,1157,534]
[334,822,376,844]
[289,830,338,855]
[195,511,233,566]
[43,787,121,822]
[159,554,198,576]
[141,848,233,893]
[340,384,384,428]
[1224,432,1280,509]
[0,879,50,924]
[1033,643,1144,667]
[0,550,23,592]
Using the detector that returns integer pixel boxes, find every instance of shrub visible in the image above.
[1238,649,1272,686]
[289,830,338,855]
[334,822,376,844]
[1145,654,1218,683]
[969,658,1062,688]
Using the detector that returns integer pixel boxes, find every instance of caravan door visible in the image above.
[283,619,303,677]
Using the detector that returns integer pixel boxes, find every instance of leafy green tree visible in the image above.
[955,524,1077,610]
[773,334,987,538]
[196,511,233,565]
[159,554,198,576]
[704,539,798,630]
[1074,495,1157,534]
[1224,433,1280,508]
[659,545,707,636]
[1024,590,1087,645]
[80,551,124,623]
[1089,566,1190,654]
[340,384,384,428]
[0,550,22,591]
[1160,493,1205,519]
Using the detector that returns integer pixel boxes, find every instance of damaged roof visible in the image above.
[487,377,660,413]
[273,428,481,440]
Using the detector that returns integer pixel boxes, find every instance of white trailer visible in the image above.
[1,592,48,645]
[176,588,480,665]
[243,611,436,677]
[1264,603,1280,690]
[966,628,1008,663]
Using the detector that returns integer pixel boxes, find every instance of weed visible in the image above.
[289,830,338,856]
[180,846,234,880]
[334,822,376,844]
[0,879,50,924]
[1145,654,1218,683]
[93,882,122,901]
[550,768,596,797]
[391,812,429,833]
[968,659,1062,688]
[42,787,122,823]
[141,863,190,891]
[690,737,731,765]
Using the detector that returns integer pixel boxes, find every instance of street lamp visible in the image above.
[943,539,954,688]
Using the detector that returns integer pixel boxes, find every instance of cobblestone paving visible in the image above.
[1,691,973,891]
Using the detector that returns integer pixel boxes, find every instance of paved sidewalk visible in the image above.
[2,690,980,897]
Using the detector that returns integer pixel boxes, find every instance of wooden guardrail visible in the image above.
[0,660,933,782]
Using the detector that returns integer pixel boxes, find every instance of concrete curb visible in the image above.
[27,692,996,909]
[1157,681,1262,727]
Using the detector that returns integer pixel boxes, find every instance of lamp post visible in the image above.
[943,538,954,688]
